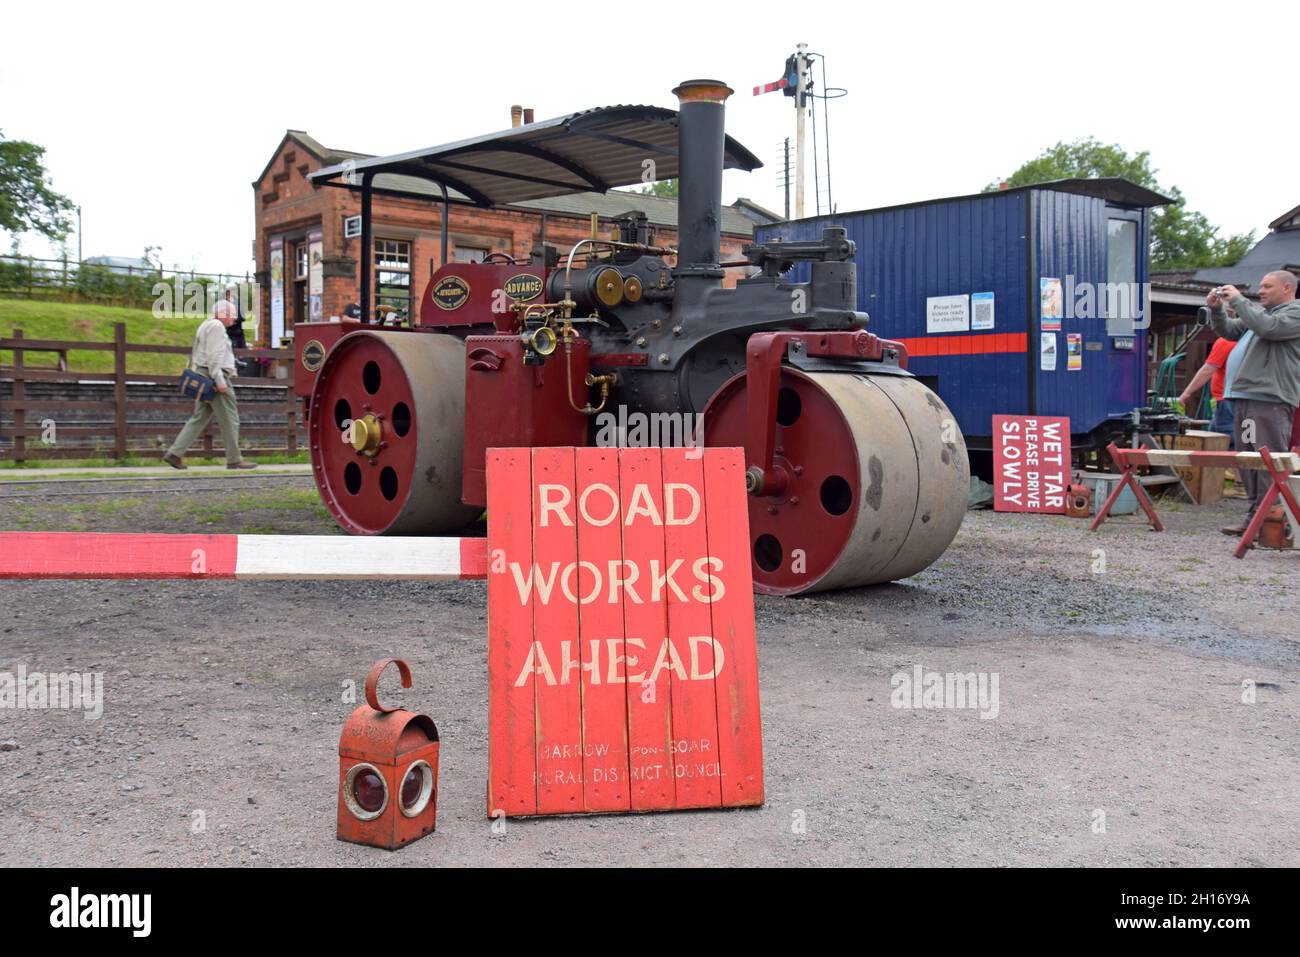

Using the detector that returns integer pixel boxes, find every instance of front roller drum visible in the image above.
[703,370,968,595]
[308,330,479,535]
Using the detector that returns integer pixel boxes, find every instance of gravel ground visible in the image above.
[0,479,1296,867]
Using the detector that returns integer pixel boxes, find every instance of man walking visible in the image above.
[163,300,257,470]
[1207,271,1300,536]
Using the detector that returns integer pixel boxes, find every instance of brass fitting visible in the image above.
[563,340,617,416]
[351,413,383,457]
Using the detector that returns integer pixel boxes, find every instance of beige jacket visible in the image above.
[191,318,238,388]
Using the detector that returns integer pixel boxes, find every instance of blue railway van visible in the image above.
[754,179,1172,456]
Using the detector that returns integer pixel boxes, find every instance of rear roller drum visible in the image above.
[308,330,479,535]
[703,370,968,595]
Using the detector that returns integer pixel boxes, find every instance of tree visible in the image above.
[639,178,678,198]
[987,138,1254,271]
[0,131,75,242]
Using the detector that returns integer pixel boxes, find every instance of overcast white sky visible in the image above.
[3,0,1293,272]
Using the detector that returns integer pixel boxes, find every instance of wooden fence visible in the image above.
[1,323,301,462]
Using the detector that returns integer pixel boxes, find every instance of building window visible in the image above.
[453,244,490,264]
[1104,217,1139,335]
[289,240,310,331]
[374,239,411,320]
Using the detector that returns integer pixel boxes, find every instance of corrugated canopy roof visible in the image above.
[310,105,763,207]
[1025,177,1175,208]
[781,177,1176,225]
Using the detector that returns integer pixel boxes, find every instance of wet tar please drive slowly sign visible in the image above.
[992,414,1072,513]
[485,446,764,817]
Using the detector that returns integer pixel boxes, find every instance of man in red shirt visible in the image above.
[1179,335,1238,440]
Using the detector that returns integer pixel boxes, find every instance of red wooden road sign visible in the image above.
[992,414,1072,513]
[486,446,765,817]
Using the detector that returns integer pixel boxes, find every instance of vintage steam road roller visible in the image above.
[295,79,967,594]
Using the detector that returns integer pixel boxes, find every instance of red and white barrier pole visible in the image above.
[0,533,487,581]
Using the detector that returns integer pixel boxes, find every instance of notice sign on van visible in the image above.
[926,294,970,334]
[992,415,1071,513]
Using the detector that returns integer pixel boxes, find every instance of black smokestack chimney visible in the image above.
[672,79,732,277]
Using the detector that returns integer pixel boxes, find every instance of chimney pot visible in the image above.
[523,108,535,124]
[510,105,523,128]
[672,80,733,272]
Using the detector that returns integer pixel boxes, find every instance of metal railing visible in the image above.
[0,255,252,308]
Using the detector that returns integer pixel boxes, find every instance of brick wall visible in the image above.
[253,136,756,346]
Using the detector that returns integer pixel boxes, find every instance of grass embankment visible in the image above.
[0,298,254,374]
[0,485,337,535]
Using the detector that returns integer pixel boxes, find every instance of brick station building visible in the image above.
[252,129,779,346]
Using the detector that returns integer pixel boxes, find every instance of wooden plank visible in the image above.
[0,401,117,413]
[1,342,287,359]
[4,425,299,439]
[124,401,233,413]
[1,446,299,462]
[0,338,116,352]
[702,447,765,807]
[574,446,630,812]
[659,447,722,808]
[6,425,175,439]
[618,447,676,811]
[235,349,293,360]
[0,368,182,384]
[529,447,584,814]
[1123,448,1300,472]
[113,323,127,460]
[0,447,111,461]
[485,448,538,818]
[122,344,190,355]
[132,425,303,438]
[12,330,25,462]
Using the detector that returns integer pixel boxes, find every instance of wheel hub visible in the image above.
[350,413,383,457]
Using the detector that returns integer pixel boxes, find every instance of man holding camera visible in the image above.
[1206,270,1300,536]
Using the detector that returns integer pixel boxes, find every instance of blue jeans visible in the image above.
[1210,399,1234,448]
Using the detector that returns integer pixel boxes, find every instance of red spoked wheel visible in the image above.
[308,330,479,535]
[703,369,969,595]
